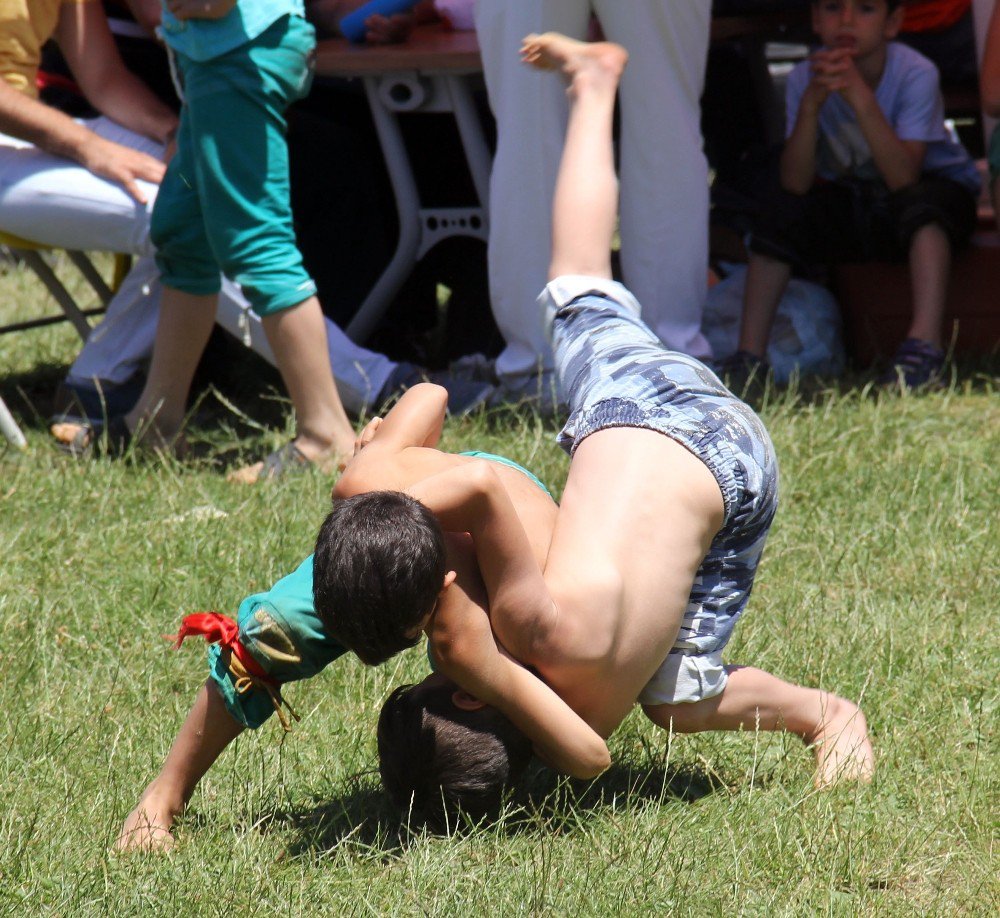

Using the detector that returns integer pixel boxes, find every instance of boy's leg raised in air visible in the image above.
[526,35,873,785]
[520,33,627,283]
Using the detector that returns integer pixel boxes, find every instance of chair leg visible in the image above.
[17,250,93,341]
[66,250,114,305]
[0,393,27,449]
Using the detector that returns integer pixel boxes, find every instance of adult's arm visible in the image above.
[982,0,1000,117]
[0,77,166,202]
[116,680,245,851]
[55,1,176,145]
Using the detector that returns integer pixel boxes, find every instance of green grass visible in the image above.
[1,254,998,916]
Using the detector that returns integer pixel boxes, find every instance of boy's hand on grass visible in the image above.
[115,792,179,852]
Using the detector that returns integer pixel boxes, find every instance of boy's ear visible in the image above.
[440,569,458,593]
[451,689,487,712]
[884,4,905,40]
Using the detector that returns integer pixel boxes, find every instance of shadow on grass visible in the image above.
[257,757,730,860]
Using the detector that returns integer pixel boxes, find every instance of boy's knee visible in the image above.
[892,178,977,250]
[151,196,220,295]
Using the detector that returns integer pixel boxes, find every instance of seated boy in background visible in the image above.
[323,33,874,827]
[719,0,980,391]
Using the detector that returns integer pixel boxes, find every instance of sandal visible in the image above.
[52,414,133,457]
[877,338,945,392]
[227,441,313,484]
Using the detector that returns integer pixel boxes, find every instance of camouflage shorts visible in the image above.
[543,276,779,704]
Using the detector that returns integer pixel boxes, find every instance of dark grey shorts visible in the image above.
[544,276,779,703]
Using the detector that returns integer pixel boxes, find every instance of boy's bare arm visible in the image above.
[780,54,835,194]
[813,49,924,190]
[335,384,450,496]
[116,681,244,852]
[430,593,610,778]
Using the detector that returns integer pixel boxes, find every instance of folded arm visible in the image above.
[430,598,610,778]
[335,383,451,496]
[408,464,609,776]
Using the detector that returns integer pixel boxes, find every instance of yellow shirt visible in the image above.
[0,0,90,97]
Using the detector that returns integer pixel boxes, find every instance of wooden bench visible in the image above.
[834,190,999,364]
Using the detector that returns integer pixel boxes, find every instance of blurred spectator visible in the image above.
[719,0,980,392]
[982,0,1000,229]
[475,2,714,409]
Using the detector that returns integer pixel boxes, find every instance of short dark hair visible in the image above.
[377,682,533,830]
[313,491,447,665]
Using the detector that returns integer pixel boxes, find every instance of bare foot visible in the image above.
[520,32,629,88]
[809,696,875,788]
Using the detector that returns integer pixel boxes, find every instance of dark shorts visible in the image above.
[544,277,779,703]
[749,175,978,269]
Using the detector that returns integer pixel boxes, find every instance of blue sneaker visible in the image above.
[878,339,945,392]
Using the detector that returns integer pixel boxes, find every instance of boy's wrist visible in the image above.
[844,83,877,117]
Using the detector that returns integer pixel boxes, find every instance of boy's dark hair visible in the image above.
[377,682,533,830]
[313,490,447,665]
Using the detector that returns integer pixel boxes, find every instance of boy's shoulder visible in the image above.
[882,41,941,96]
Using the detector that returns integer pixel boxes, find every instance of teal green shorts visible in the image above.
[152,15,317,315]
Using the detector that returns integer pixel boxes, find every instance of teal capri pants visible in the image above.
[151,14,318,316]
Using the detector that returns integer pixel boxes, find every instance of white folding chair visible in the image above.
[0,231,129,448]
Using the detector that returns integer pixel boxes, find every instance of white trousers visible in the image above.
[475,0,714,386]
[0,117,394,414]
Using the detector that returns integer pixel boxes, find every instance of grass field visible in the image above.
[1,255,997,916]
